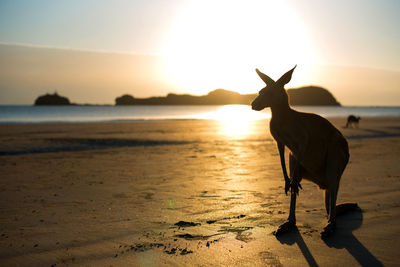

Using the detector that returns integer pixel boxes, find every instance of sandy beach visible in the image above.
[0,117,399,266]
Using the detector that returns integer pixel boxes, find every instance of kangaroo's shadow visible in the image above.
[276,227,319,267]
[276,210,383,267]
[323,210,383,266]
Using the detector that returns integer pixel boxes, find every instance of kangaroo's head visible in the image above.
[251,65,296,111]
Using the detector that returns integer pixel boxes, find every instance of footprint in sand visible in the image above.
[259,251,283,267]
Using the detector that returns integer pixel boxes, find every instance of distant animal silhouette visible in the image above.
[345,115,361,128]
[251,66,357,238]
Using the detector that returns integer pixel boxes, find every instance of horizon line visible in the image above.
[1,42,399,73]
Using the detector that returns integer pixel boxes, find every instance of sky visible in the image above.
[0,0,399,105]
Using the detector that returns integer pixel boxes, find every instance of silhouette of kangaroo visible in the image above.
[251,66,358,238]
[345,115,361,128]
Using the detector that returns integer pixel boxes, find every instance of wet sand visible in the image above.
[0,117,399,266]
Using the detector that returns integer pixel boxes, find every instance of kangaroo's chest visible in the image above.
[270,120,303,154]
[270,119,327,174]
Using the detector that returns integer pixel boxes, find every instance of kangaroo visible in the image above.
[345,115,361,128]
[251,66,356,238]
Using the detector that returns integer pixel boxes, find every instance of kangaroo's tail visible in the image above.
[336,202,360,216]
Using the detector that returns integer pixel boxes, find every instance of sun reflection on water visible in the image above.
[194,105,270,139]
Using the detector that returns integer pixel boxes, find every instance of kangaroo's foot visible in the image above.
[274,220,296,236]
[321,221,336,239]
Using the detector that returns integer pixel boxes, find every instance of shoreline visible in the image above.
[1,114,400,125]
[1,117,400,156]
[1,105,400,126]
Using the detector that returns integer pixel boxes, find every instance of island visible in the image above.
[287,86,340,106]
[115,86,341,106]
[33,86,340,106]
[34,92,71,105]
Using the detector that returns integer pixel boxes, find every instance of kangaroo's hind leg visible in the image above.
[321,185,339,239]
[275,153,302,236]
[324,189,330,215]
[321,151,345,238]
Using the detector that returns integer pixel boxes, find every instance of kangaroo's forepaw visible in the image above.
[321,222,336,239]
[284,179,302,195]
[274,220,296,236]
[285,179,290,195]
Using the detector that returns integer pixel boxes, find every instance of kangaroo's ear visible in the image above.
[276,65,297,86]
[256,68,275,85]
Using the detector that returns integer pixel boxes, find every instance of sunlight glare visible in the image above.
[194,105,270,138]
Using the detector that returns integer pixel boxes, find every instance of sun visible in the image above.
[163,0,314,95]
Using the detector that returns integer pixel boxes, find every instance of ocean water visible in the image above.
[0,105,399,124]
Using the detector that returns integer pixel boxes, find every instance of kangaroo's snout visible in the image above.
[251,99,264,111]
[251,103,263,111]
